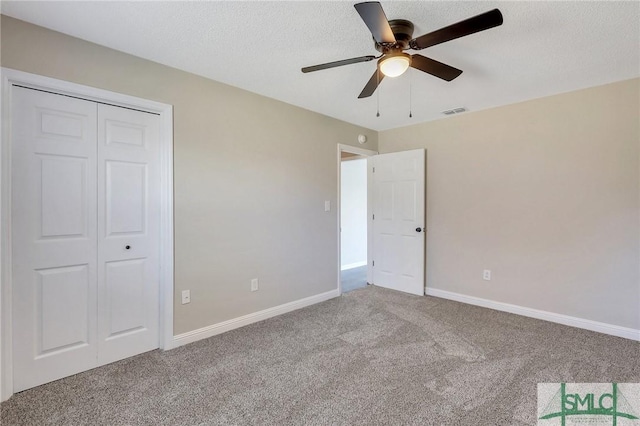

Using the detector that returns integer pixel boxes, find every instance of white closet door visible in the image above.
[11,87,99,392]
[96,104,160,365]
[11,87,162,392]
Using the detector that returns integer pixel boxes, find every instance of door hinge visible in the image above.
[372,167,375,173]
[372,214,375,220]
[372,260,375,266]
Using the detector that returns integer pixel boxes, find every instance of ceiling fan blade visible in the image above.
[358,68,385,98]
[301,55,377,73]
[410,54,462,81]
[409,9,503,50]
[354,2,396,44]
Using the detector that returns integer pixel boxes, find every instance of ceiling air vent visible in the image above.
[442,107,467,116]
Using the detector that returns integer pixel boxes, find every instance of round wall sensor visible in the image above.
[357,134,367,144]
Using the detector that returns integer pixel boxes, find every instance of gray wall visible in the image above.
[379,78,640,330]
[1,15,378,334]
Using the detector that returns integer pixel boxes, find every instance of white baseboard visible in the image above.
[341,261,367,271]
[425,287,640,342]
[170,289,340,349]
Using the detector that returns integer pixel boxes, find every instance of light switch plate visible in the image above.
[181,290,191,304]
[324,200,331,212]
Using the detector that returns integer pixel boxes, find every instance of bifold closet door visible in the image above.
[96,104,160,365]
[12,87,161,392]
[11,87,99,392]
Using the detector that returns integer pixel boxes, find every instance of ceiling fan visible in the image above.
[301,2,503,98]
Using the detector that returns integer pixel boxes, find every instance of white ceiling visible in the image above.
[2,1,639,131]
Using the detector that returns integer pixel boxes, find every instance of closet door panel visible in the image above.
[11,87,98,392]
[97,104,160,365]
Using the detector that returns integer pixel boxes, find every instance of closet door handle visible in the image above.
[125,245,131,250]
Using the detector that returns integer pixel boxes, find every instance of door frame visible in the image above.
[336,143,377,295]
[0,68,175,401]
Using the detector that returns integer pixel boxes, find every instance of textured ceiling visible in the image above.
[2,1,639,131]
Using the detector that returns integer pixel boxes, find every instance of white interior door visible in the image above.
[370,149,425,295]
[97,104,160,365]
[11,87,99,392]
[11,87,161,392]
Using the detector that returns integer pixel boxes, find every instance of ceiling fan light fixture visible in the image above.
[379,52,411,77]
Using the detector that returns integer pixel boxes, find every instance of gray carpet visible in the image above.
[2,286,638,425]
[341,266,368,293]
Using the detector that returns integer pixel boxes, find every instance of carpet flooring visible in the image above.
[2,286,638,425]
[340,266,368,293]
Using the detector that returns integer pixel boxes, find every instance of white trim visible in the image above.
[0,69,13,403]
[171,289,340,348]
[425,287,640,342]
[0,68,175,401]
[341,261,367,271]
[338,144,377,158]
[337,143,377,296]
[158,102,175,356]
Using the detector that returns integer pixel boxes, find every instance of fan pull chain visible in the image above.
[376,69,380,117]
[409,68,413,118]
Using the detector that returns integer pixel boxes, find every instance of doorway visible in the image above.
[337,144,376,294]
[341,153,367,292]
[337,144,426,297]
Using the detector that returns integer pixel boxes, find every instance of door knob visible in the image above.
[416,227,422,233]
[125,245,131,250]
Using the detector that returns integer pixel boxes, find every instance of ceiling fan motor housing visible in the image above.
[375,19,415,53]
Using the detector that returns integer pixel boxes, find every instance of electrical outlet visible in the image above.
[181,290,191,304]
[483,270,491,281]
[251,278,259,292]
